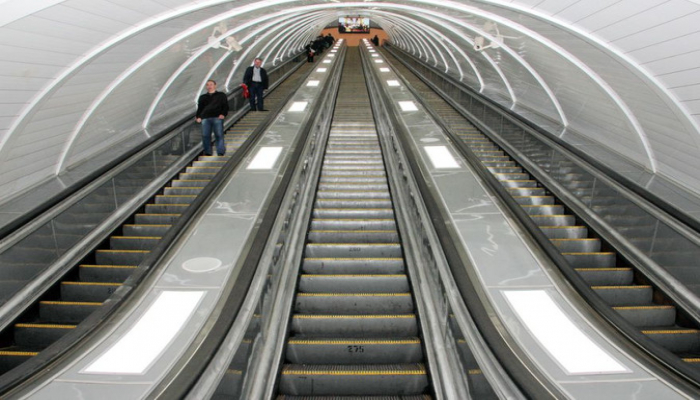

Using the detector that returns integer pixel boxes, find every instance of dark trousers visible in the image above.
[249,83,264,111]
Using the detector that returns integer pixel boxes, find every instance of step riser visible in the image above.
[615,308,676,327]
[295,296,414,315]
[110,238,159,250]
[540,227,588,239]
[95,251,148,265]
[40,303,100,324]
[302,259,405,275]
[313,210,394,219]
[61,284,120,302]
[645,332,700,354]
[593,287,652,306]
[14,327,72,349]
[122,225,171,236]
[550,240,601,253]
[278,373,428,396]
[304,244,402,258]
[291,317,418,337]
[315,200,392,209]
[564,253,616,268]
[311,220,396,230]
[299,277,409,293]
[316,192,390,199]
[307,231,399,243]
[134,214,180,224]
[79,266,136,283]
[576,269,633,286]
[286,342,423,364]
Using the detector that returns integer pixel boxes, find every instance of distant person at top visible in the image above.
[243,58,269,111]
[372,35,379,46]
[325,33,335,47]
[196,80,228,156]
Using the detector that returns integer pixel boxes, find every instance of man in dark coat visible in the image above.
[196,79,228,156]
[243,58,269,111]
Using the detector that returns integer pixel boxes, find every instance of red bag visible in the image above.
[240,83,250,99]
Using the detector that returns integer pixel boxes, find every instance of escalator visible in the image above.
[0,63,312,376]
[381,50,700,372]
[275,49,431,398]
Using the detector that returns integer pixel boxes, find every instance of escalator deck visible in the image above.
[276,49,431,398]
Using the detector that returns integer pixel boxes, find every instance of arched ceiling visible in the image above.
[0,0,698,203]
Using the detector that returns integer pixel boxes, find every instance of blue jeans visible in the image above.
[201,117,225,155]
[249,83,264,111]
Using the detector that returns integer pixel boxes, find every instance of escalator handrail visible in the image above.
[0,57,308,396]
[0,52,305,242]
[382,48,700,392]
[383,43,700,237]
[148,50,347,400]
[362,47,565,400]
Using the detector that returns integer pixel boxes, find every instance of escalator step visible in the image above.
[144,204,189,213]
[155,195,196,204]
[133,213,180,225]
[540,226,588,239]
[79,265,137,283]
[171,179,211,188]
[563,252,616,268]
[122,224,171,236]
[575,268,633,286]
[0,351,38,372]
[14,323,75,348]
[550,238,601,253]
[613,305,676,327]
[279,364,428,396]
[305,244,402,258]
[299,275,409,293]
[61,282,121,302]
[513,196,554,205]
[110,236,161,250]
[530,215,576,226]
[295,293,413,315]
[307,231,399,243]
[39,301,101,323]
[291,315,418,337]
[286,338,422,364]
[522,205,565,215]
[95,249,149,264]
[310,219,396,231]
[641,329,700,353]
[316,191,390,199]
[315,200,392,209]
[591,285,652,306]
[313,209,394,219]
[303,258,404,274]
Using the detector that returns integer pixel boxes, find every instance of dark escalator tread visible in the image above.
[279,364,429,396]
[286,338,422,364]
[291,314,418,337]
[277,396,432,400]
[14,323,76,348]
[0,350,39,372]
[295,293,413,314]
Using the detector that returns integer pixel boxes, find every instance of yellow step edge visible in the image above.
[304,258,403,261]
[312,219,395,221]
[521,205,560,208]
[550,238,599,241]
[309,230,397,233]
[146,204,190,207]
[282,369,426,376]
[135,213,181,216]
[575,268,630,271]
[288,339,420,345]
[683,358,700,363]
[468,369,483,375]
[512,196,552,198]
[301,274,406,278]
[293,314,415,319]
[40,301,102,306]
[0,351,39,356]
[316,199,390,202]
[499,180,536,182]
[530,215,573,218]
[642,329,699,335]
[111,236,161,240]
[613,305,674,310]
[306,243,400,246]
[297,293,410,297]
[123,224,172,227]
[562,252,615,255]
[156,195,197,198]
[80,265,137,269]
[96,250,150,253]
[540,226,585,229]
[591,285,651,289]
[15,323,76,329]
[62,282,122,286]
[171,180,211,183]
[314,208,393,211]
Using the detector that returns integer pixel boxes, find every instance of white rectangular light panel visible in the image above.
[380,68,391,72]
[387,80,400,87]
[307,80,320,87]
[323,59,332,64]
[398,101,418,112]
[288,101,309,112]
[84,291,205,374]
[424,146,460,169]
[504,290,629,375]
[317,68,327,73]
[374,60,384,63]
[369,50,376,53]
[248,146,285,169]
[371,54,379,58]
[328,54,335,57]
[331,50,337,53]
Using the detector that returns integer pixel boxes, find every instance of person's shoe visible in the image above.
[218,153,225,156]
[204,152,212,156]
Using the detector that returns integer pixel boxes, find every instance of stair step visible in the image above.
[286,338,422,364]
[0,350,38,373]
[563,252,616,268]
[295,293,413,314]
[122,224,171,236]
[61,282,121,302]
[95,249,149,265]
[307,231,399,243]
[134,213,180,224]
[530,215,576,226]
[315,200,393,209]
[313,209,394,219]
[550,238,601,253]
[14,323,75,348]
[291,315,417,337]
[316,191,390,199]
[303,258,405,274]
[540,226,588,239]
[299,275,409,293]
[592,285,652,306]
[575,268,633,286]
[304,244,402,258]
[79,265,137,283]
[613,305,676,327]
[110,236,161,250]
[310,219,396,231]
[39,301,101,323]
[642,328,700,353]
[278,364,428,396]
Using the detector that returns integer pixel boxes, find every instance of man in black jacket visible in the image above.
[243,58,269,111]
[196,79,228,156]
